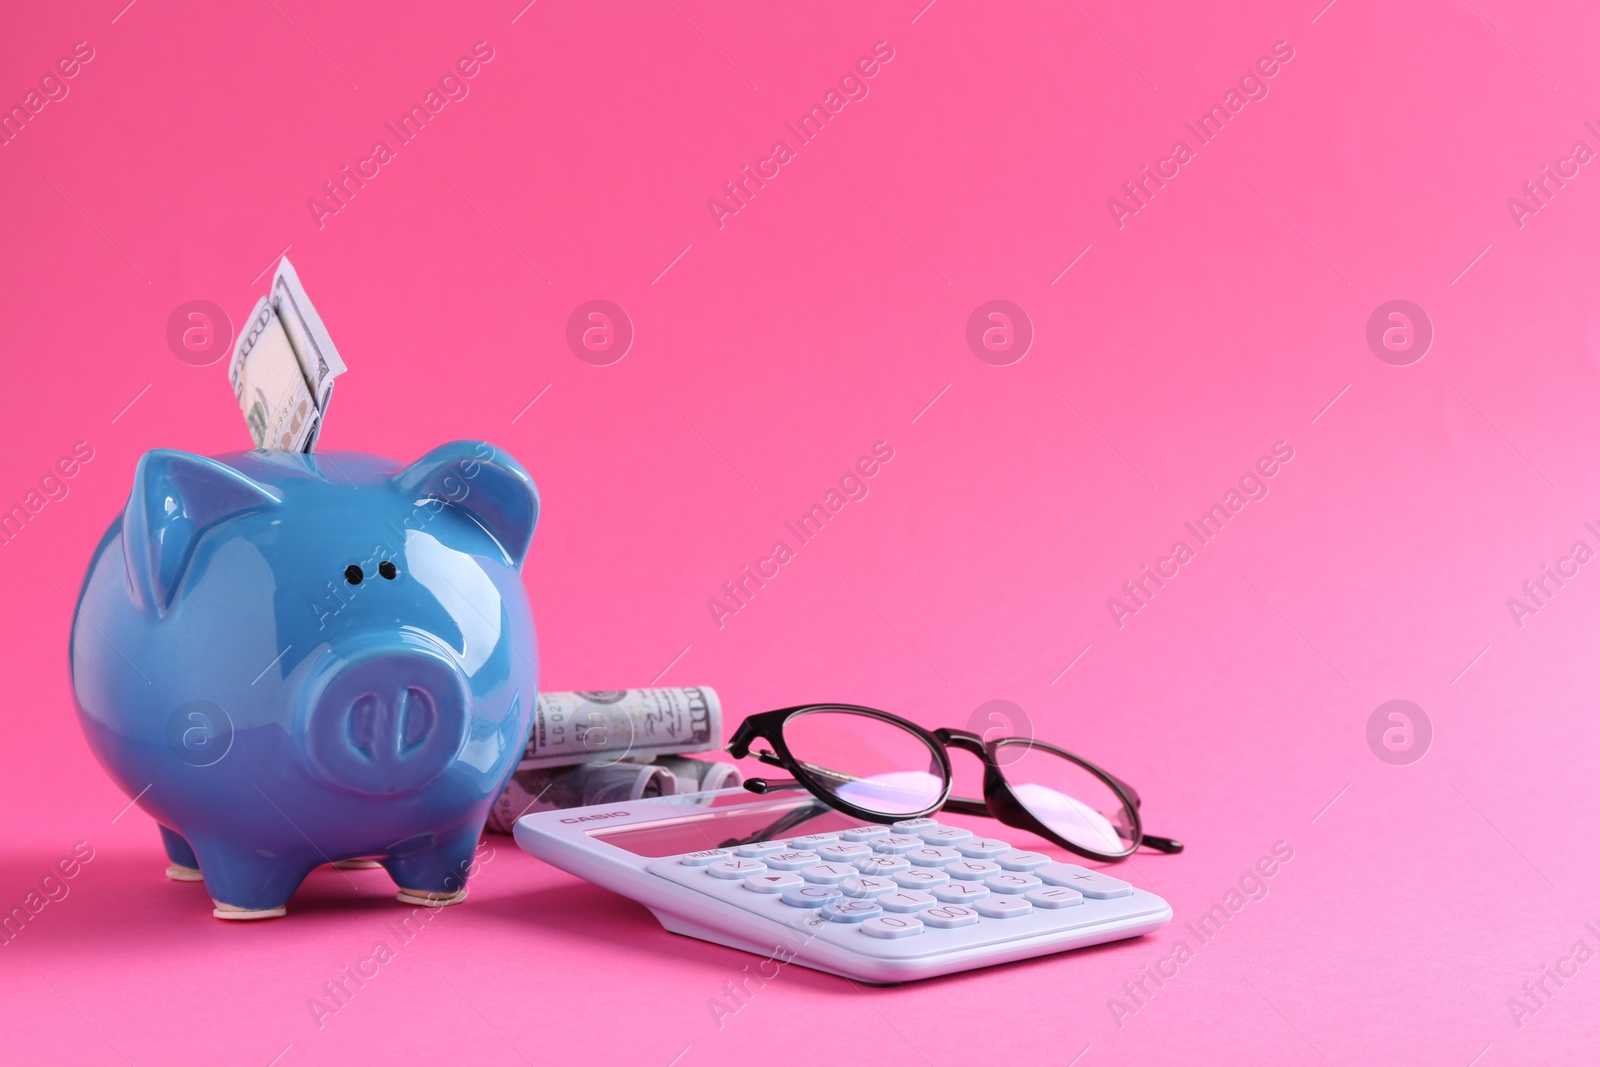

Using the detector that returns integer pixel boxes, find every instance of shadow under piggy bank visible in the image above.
[69,442,539,921]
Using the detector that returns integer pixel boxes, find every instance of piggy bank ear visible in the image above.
[122,450,280,615]
[393,441,540,569]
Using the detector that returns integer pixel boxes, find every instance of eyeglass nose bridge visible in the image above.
[931,727,986,759]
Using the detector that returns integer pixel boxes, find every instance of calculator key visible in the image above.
[893,868,949,889]
[955,837,1011,858]
[744,871,804,894]
[985,872,1042,895]
[872,835,926,854]
[976,896,1032,919]
[842,825,891,842]
[734,840,789,858]
[996,851,1051,871]
[853,855,911,876]
[788,833,841,851]
[892,818,939,832]
[918,826,973,846]
[862,915,924,939]
[1038,864,1133,898]
[781,884,843,909]
[945,859,1001,881]
[878,890,936,913]
[932,881,990,903]
[840,876,898,898]
[906,846,963,867]
[921,904,980,929]
[764,850,821,871]
[680,849,732,867]
[707,858,768,880]
[800,863,859,885]
[817,842,874,863]
[1026,886,1085,909]
[821,899,883,924]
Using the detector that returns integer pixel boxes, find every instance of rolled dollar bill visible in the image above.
[486,761,679,833]
[521,687,719,770]
[651,754,744,794]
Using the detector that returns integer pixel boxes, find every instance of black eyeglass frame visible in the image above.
[726,703,1183,863]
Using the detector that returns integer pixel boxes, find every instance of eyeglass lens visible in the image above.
[782,708,945,816]
[990,739,1137,854]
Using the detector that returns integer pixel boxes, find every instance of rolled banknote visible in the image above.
[486,761,679,833]
[650,754,745,794]
[520,687,719,770]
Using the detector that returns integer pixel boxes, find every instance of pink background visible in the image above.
[4,0,1599,1062]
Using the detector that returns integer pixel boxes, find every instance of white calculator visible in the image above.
[513,787,1172,983]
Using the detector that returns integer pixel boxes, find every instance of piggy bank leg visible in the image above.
[159,826,205,882]
[190,839,315,920]
[382,829,481,907]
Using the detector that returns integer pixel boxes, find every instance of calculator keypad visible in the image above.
[651,819,1164,959]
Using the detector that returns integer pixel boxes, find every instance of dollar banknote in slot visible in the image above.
[226,256,347,453]
[228,296,320,452]
[269,257,346,451]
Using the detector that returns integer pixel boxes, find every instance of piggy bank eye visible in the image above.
[344,564,364,585]
[378,561,398,580]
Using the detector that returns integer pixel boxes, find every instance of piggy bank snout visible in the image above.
[302,646,470,796]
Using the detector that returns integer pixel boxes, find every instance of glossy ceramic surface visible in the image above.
[69,441,539,914]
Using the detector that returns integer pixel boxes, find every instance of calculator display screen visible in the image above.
[589,793,867,857]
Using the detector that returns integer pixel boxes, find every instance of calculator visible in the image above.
[513,787,1172,983]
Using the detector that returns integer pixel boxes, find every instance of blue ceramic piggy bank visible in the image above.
[69,441,538,920]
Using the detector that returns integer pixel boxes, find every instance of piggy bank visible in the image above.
[69,441,539,920]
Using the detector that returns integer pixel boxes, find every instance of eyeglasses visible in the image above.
[726,704,1182,863]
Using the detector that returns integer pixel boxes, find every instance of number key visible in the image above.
[945,859,1001,881]
[853,855,910,876]
[921,904,980,928]
[985,872,1042,895]
[932,881,990,903]
[862,914,924,939]
[879,890,936,913]
[800,863,858,885]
